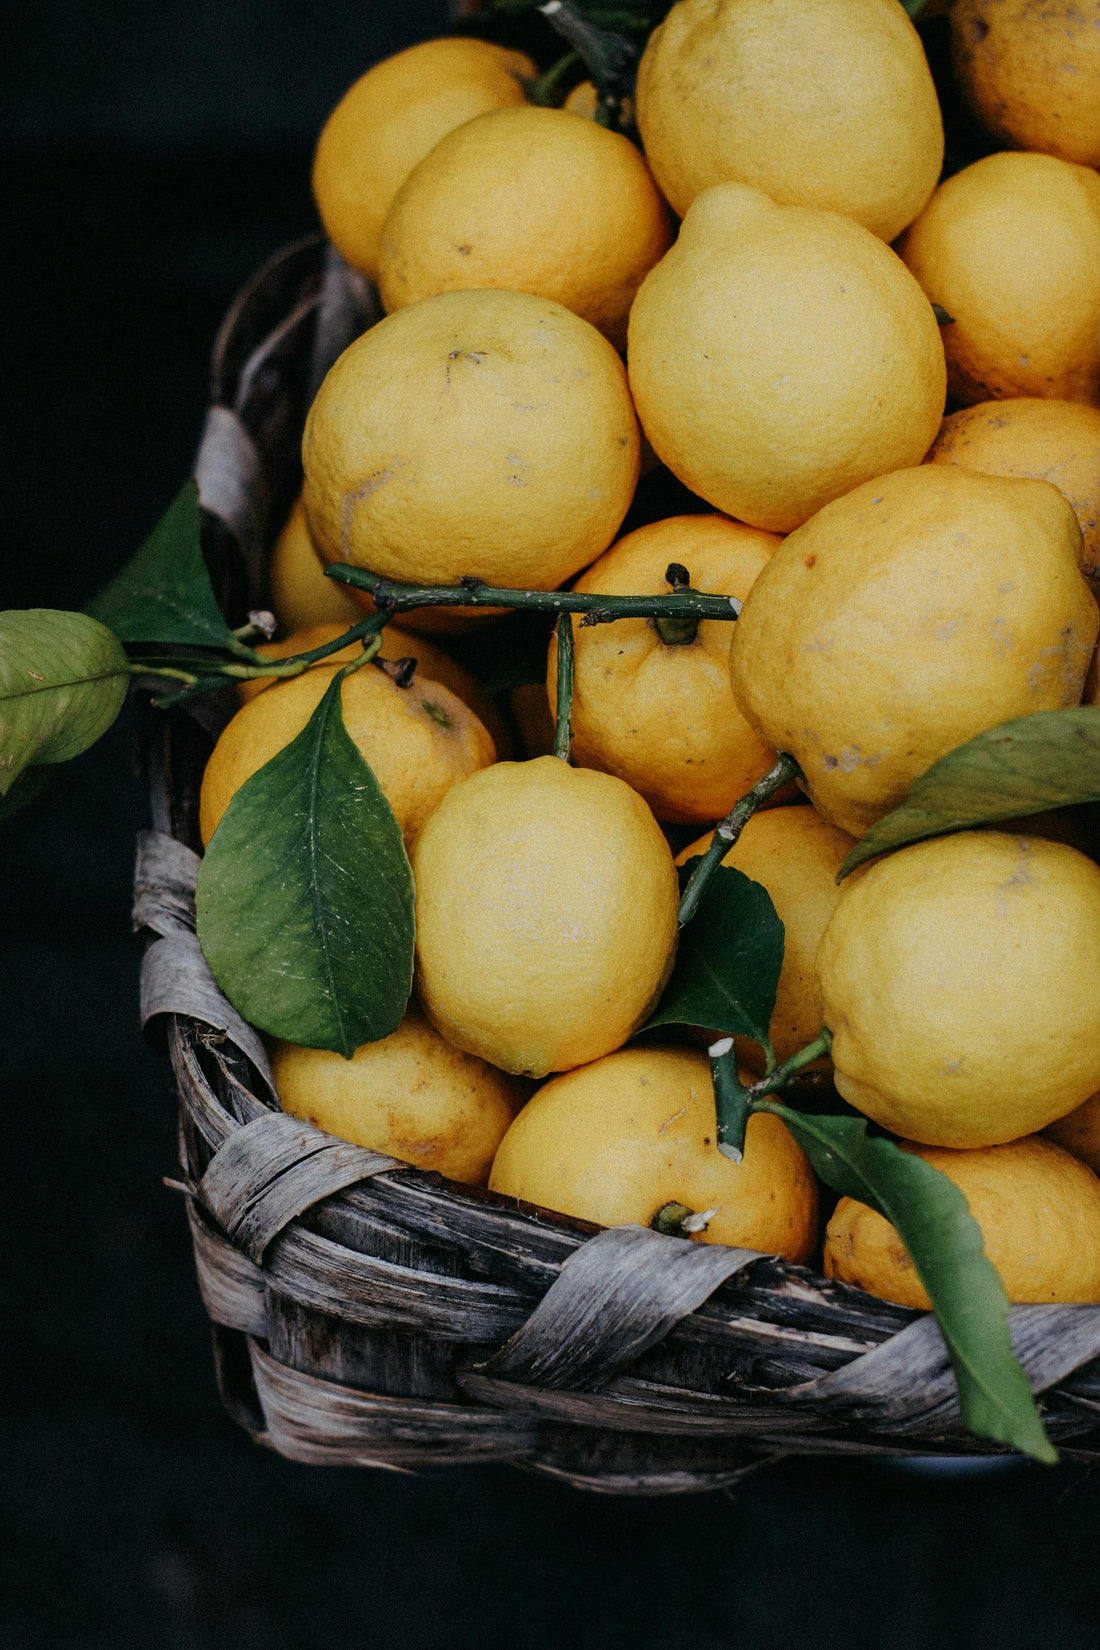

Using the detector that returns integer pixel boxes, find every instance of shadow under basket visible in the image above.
[134,235,1100,1493]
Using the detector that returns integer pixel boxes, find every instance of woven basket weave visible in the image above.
[135,237,1100,1491]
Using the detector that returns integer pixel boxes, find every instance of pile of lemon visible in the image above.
[201,0,1100,1311]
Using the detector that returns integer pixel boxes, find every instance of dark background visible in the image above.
[3,4,1100,1646]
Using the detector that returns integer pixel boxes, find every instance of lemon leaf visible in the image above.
[752,1103,1057,1464]
[88,480,234,649]
[0,609,130,795]
[195,672,415,1056]
[839,707,1100,880]
[645,860,784,1047]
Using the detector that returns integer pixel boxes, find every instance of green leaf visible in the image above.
[0,609,130,794]
[195,672,415,1055]
[840,707,1100,879]
[646,860,785,1050]
[87,480,234,649]
[753,1103,1056,1464]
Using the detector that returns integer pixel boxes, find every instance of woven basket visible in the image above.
[135,237,1100,1491]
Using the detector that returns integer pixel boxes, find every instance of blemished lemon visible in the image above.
[925,399,1100,596]
[1045,1089,1100,1175]
[899,151,1100,406]
[199,662,494,849]
[825,1137,1100,1308]
[302,288,639,591]
[234,620,510,757]
[412,756,679,1078]
[677,806,855,1070]
[547,514,782,824]
[951,0,1100,169]
[311,37,535,282]
[489,1045,818,1260]
[816,832,1100,1148]
[627,183,946,533]
[376,105,671,351]
[729,466,1097,837]
[272,1008,520,1185]
[635,0,942,241]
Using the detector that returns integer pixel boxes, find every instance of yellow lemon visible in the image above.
[377,105,671,350]
[899,151,1100,406]
[312,37,535,281]
[547,514,781,824]
[729,466,1097,837]
[635,0,942,240]
[302,288,639,590]
[951,0,1100,169]
[234,619,510,756]
[199,662,494,848]
[925,398,1100,597]
[815,832,1100,1148]
[272,1007,520,1185]
[489,1045,818,1260]
[268,494,364,632]
[562,80,634,128]
[677,806,855,1070]
[825,1137,1100,1308]
[627,183,946,533]
[411,756,679,1077]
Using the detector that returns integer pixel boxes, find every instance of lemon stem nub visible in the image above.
[747,1027,834,1102]
[678,751,802,924]
[553,611,575,763]
[654,561,701,646]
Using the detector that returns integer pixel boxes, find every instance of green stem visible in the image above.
[127,663,199,686]
[553,612,574,763]
[746,1027,834,1103]
[677,752,802,925]
[528,49,579,105]
[537,1,637,115]
[709,1039,751,1163]
[329,566,743,627]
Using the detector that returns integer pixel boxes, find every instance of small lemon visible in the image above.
[272,1007,520,1185]
[627,183,946,533]
[312,37,535,281]
[268,494,364,633]
[200,662,494,848]
[377,105,671,350]
[899,151,1100,406]
[412,756,679,1078]
[547,514,782,824]
[729,466,1097,837]
[825,1137,1100,1308]
[303,288,639,591]
[489,1045,818,1260]
[1045,1089,1100,1175]
[816,832,1100,1148]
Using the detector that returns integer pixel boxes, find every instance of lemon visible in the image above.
[1045,1090,1100,1175]
[635,0,943,240]
[312,37,535,282]
[302,288,639,591]
[729,466,1097,837]
[677,806,855,1070]
[411,756,679,1078]
[272,1007,519,1186]
[199,662,494,849]
[951,0,1100,169]
[489,1045,818,1260]
[825,1137,1100,1308]
[377,105,671,350]
[267,494,364,633]
[627,183,946,533]
[899,151,1100,406]
[925,398,1100,597]
[547,514,781,824]
[816,832,1100,1149]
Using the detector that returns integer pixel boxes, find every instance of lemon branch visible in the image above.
[708,1037,753,1162]
[746,1028,834,1102]
[677,752,802,925]
[327,565,744,626]
[553,612,575,761]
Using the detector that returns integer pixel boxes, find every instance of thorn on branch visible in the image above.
[378,656,418,688]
